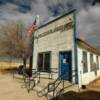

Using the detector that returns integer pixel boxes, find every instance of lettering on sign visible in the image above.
[36,20,73,38]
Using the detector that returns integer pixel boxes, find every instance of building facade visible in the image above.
[32,10,100,87]
[77,39,100,87]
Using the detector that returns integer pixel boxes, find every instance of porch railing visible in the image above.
[37,74,66,98]
[23,69,40,92]
[36,68,58,79]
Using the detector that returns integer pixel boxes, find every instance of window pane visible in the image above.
[37,52,51,72]
[97,56,99,70]
[90,53,94,71]
[37,53,43,71]
[83,51,88,73]
[44,52,50,72]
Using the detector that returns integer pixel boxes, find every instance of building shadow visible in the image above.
[53,90,100,100]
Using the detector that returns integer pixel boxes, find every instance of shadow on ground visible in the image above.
[53,90,100,100]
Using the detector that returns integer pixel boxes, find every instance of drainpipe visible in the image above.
[73,10,79,91]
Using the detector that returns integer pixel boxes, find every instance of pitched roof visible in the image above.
[77,38,100,56]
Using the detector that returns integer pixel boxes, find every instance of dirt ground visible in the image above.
[54,77,100,100]
[0,72,46,100]
[0,70,100,100]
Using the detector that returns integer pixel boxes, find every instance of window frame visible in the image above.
[82,51,88,73]
[90,53,94,71]
[37,51,51,72]
[96,56,99,70]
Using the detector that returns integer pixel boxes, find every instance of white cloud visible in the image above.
[77,4,100,50]
[0,3,33,25]
[0,0,100,49]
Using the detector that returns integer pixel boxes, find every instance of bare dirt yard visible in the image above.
[0,71,46,100]
[0,69,100,100]
[53,77,100,100]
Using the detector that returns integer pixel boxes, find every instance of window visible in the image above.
[37,53,43,71]
[82,51,88,73]
[90,53,94,71]
[37,52,51,72]
[96,56,99,70]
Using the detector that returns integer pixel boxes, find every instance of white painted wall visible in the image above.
[77,47,100,87]
[33,13,76,82]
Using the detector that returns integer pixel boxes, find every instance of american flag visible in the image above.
[27,15,39,36]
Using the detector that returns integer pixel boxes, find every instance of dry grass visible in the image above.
[0,67,18,74]
[0,62,29,74]
[0,62,29,70]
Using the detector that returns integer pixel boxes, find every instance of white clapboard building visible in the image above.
[32,10,100,88]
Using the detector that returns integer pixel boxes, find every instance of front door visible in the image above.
[59,51,72,81]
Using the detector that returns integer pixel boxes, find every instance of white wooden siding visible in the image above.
[77,47,100,87]
[33,13,76,82]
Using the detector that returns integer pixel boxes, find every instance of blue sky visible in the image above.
[0,0,100,50]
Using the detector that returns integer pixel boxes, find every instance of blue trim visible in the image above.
[73,11,78,84]
[58,52,60,78]
[58,50,69,77]
[59,51,72,81]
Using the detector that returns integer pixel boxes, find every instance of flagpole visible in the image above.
[29,30,34,77]
[28,15,39,76]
